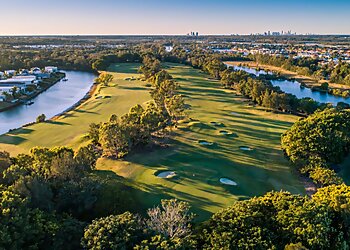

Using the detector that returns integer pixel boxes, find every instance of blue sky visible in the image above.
[1,0,349,35]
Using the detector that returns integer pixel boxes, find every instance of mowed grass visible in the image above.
[0,63,150,154]
[98,63,305,220]
[0,62,305,220]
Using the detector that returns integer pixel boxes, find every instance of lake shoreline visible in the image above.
[225,61,350,91]
[0,71,97,135]
[225,61,350,104]
[51,78,99,120]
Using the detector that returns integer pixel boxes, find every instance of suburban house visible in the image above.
[19,69,30,76]
[7,75,38,85]
[5,70,16,76]
[45,66,58,73]
[0,66,59,102]
[31,67,42,75]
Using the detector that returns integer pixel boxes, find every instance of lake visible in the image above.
[228,64,350,105]
[0,71,96,135]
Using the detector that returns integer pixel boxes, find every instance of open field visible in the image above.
[225,61,350,91]
[0,63,305,220]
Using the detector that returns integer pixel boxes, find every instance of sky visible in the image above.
[1,0,349,35]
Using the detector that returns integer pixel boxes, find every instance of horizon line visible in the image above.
[0,33,350,37]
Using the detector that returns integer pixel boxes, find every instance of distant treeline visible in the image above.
[251,54,350,85]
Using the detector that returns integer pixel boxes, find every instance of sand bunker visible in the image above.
[219,130,232,135]
[198,140,214,146]
[96,95,111,99]
[188,122,215,131]
[231,112,241,116]
[210,121,224,127]
[240,146,253,151]
[220,178,238,186]
[156,171,176,179]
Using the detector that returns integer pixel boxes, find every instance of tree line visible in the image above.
[88,54,185,159]
[252,54,350,86]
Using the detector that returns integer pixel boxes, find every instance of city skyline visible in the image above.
[0,0,349,35]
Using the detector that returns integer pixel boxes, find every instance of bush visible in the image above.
[309,167,343,187]
[81,212,147,249]
[36,114,46,123]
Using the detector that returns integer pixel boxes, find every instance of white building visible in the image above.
[31,67,42,75]
[0,75,37,86]
[5,70,16,76]
[45,66,58,73]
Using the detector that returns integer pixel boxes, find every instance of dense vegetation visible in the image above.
[252,54,350,86]
[282,108,350,187]
[0,145,133,249]
[2,145,349,249]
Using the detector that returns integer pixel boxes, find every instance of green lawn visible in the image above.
[0,62,305,220]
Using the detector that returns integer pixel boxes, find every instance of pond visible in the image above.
[227,64,350,105]
[0,71,96,135]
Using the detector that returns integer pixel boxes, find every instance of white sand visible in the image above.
[220,178,238,186]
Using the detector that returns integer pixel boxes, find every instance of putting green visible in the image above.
[0,62,305,220]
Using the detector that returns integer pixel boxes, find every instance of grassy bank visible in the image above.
[0,62,305,220]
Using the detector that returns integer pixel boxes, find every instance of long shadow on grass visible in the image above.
[46,120,71,126]
[125,136,302,215]
[7,128,34,135]
[118,86,149,91]
[0,134,27,145]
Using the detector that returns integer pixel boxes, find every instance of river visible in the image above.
[0,71,96,135]
[228,64,350,105]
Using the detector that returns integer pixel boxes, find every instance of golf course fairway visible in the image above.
[0,63,305,220]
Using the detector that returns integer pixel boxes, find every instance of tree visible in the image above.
[96,73,114,86]
[10,86,19,99]
[81,212,146,250]
[199,191,340,249]
[312,184,350,248]
[0,151,11,178]
[165,95,185,123]
[146,199,195,239]
[262,89,271,109]
[36,114,46,123]
[2,91,12,101]
[98,122,130,158]
[74,143,100,171]
[50,151,84,181]
[309,167,343,187]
